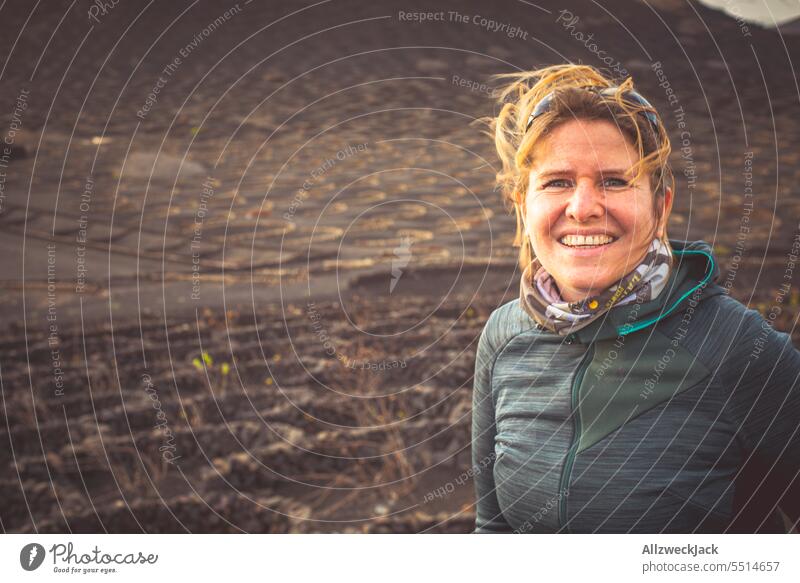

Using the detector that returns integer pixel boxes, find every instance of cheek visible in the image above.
[610,198,653,235]
[526,198,560,241]
[633,208,658,237]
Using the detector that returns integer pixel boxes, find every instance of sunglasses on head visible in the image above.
[525,86,660,133]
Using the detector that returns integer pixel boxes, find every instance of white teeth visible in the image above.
[559,234,615,247]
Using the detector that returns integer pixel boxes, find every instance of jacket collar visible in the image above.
[572,239,725,343]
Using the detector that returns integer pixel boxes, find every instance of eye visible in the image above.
[602,177,630,189]
[542,179,572,189]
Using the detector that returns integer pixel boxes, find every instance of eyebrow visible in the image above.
[535,169,631,179]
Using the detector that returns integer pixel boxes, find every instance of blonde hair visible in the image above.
[475,64,674,271]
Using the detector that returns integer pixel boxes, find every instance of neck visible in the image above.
[559,285,602,303]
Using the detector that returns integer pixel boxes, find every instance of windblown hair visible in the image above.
[476,64,675,271]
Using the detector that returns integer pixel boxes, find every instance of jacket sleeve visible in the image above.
[472,313,513,533]
[722,307,800,527]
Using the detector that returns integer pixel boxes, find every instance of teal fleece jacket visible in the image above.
[472,239,800,533]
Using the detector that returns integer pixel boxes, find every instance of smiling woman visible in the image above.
[470,64,800,534]
[491,65,675,331]
[522,117,673,326]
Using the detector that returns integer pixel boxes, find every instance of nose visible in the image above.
[565,178,605,223]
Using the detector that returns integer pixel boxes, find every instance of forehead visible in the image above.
[530,119,639,173]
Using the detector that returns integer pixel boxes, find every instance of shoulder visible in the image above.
[694,292,764,335]
[660,290,797,374]
[478,298,538,354]
[698,292,789,347]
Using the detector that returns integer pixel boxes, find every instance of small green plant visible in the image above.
[191,351,232,395]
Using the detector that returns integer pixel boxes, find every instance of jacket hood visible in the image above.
[573,239,726,343]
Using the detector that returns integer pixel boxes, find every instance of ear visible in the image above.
[658,186,674,238]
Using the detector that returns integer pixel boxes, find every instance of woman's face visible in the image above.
[523,118,672,303]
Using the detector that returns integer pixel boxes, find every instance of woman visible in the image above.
[472,64,800,533]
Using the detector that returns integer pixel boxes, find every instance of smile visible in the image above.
[558,234,617,248]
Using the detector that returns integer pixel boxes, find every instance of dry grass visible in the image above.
[305,336,420,520]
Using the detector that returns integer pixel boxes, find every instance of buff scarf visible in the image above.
[519,237,672,336]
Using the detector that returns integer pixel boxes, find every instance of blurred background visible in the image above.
[1,0,799,532]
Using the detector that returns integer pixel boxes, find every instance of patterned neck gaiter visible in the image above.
[519,237,672,336]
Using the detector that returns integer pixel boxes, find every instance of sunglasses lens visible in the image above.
[644,112,659,127]
[527,91,555,129]
[526,87,659,132]
[532,92,556,117]
[601,88,658,124]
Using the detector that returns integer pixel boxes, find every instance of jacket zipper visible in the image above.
[558,340,595,532]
